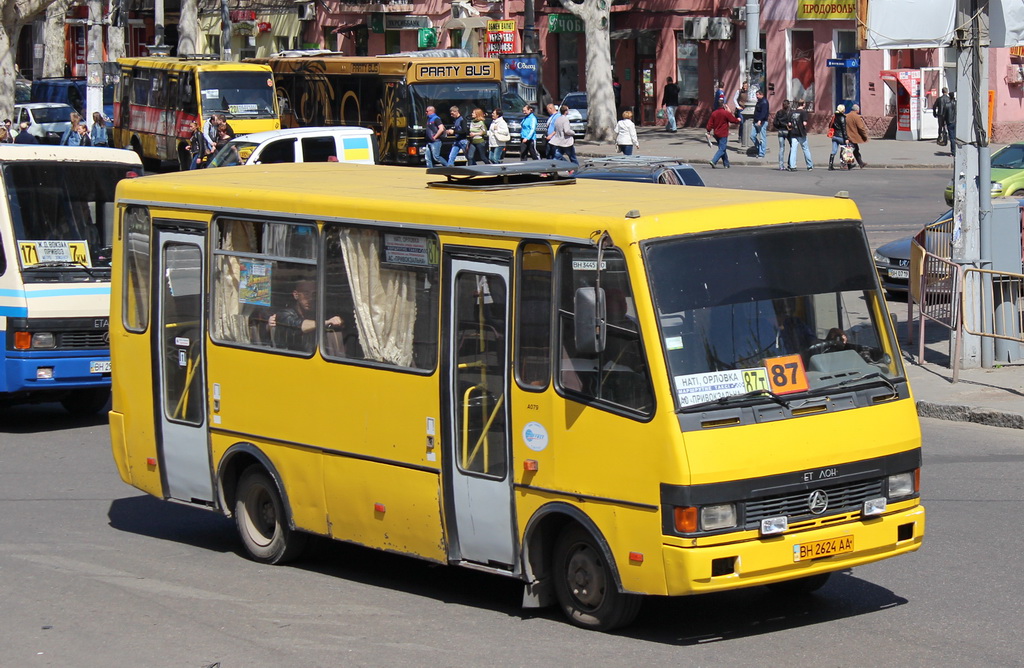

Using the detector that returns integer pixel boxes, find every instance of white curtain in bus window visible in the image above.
[323,225,439,370]
[210,218,318,354]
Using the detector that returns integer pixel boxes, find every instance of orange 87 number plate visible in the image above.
[764,354,810,395]
[793,535,854,562]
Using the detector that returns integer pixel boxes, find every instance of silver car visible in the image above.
[14,103,75,144]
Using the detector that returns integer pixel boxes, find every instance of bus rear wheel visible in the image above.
[552,525,641,631]
[60,388,110,416]
[234,465,306,565]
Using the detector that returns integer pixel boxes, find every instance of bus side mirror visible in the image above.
[574,287,607,354]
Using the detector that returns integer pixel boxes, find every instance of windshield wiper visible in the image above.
[819,371,897,395]
[25,260,101,278]
[677,388,791,413]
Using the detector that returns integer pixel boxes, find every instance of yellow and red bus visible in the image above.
[250,53,503,164]
[113,56,280,170]
[109,162,924,631]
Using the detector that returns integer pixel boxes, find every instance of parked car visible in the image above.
[13,103,75,144]
[944,143,1024,205]
[560,92,588,135]
[873,209,952,297]
[15,78,31,104]
[207,126,377,168]
[573,156,705,186]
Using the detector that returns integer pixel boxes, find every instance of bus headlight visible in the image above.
[32,332,56,349]
[887,471,917,499]
[700,504,737,531]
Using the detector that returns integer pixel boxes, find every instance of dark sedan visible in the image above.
[573,156,705,186]
[873,209,952,296]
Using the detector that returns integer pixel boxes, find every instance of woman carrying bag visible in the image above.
[467,108,490,165]
[614,110,640,155]
[828,104,849,170]
[487,108,510,164]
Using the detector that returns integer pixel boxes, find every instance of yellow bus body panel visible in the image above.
[112,163,920,598]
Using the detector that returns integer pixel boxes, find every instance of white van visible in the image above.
[207,126,377,168]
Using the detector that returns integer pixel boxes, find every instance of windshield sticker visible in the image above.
[383,234,436,267]
[201,89,218,99]
[764,354,810,395]
[238,261,272,306]
[665,336,684,351]
[18,240,90,267]
[522,421,549,452]
[674,368,769,406]
[228,103,258,115]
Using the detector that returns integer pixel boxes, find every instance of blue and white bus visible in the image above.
[0,145,141,414]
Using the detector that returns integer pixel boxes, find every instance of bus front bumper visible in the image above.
[661,504,925,596]
[4,350,112,394]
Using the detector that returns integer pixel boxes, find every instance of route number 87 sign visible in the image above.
[763,354,810,395]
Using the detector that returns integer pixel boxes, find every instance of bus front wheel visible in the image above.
[234,465,306,565]
[552,525,641,631]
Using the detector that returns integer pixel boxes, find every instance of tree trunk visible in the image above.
[108,25,126,61]
[559,0,615,142]
[178,0,198,56]
[0,26,16,121]
[42,0,72,77]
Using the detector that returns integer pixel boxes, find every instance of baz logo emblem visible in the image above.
[807,489,829,515]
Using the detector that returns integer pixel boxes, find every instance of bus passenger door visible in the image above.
[444,254,516,569]
[154,229,213,504]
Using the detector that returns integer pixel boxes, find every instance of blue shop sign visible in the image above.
[827,58,860,68]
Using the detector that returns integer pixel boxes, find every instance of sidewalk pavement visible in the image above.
[574,126,1024,429]
[575,125,970,169]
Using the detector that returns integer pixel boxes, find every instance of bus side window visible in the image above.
[321,224,440,370]
[122,206,151,333]
[210,218,318,355]
[180,76,198,115]
[131,72,150,106]
[515,241,552,390]
[556,245,654,414]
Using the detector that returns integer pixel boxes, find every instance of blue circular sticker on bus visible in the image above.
[522,421,548,452]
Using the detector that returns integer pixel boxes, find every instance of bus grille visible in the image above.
[57,331,108,350]
[743,479,885,526]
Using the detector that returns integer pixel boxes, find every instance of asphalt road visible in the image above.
[1,404,1021,666]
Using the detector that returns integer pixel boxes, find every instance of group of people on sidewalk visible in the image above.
[698,86,871,171]
[423,102,580,168]
[0,112,110,146]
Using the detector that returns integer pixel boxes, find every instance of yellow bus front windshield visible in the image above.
[408,82,503,121]
[199,71,276,120]
[646,221,904,413]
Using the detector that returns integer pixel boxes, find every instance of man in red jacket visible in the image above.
[706,100,741,169]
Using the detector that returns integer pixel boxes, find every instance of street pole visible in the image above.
[951,0,988,368]
[86,0,104,123]
[740,0,760,148]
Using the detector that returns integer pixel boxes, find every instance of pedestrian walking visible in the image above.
[933,87,950,146]
[614,110,639,155]
[549,104,578,164]
[423,105,446,168]
[90,112,109,147]
[846,103,869,169]
[828,104,849,171]
[944,92,957,157]
[752,89,769,158]
[187,119,211,169]
[14,122,37,144]
[446,106,469,166]
[662,77,679,132]
[544,102,562,158]
[466,108,490,165]
[612,75,622,117]
[488,108,510,164]
[773,99,791,170]
[60,112,82,145]
[72,122,92,147]
[787,99,813,171]
[519,104,541,160]
[1,119,13,143]
[706,100,740,169]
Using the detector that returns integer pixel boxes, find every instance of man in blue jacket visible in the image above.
[752,89,770,158]
[519,104,540,160]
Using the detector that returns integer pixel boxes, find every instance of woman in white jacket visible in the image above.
[614,110,639,155]
[488,109,511,163]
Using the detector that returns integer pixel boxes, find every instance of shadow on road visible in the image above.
[0,400,109,434]
[106,495,907,640]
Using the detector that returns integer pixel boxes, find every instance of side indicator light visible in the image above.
[674,506,698,533]
[523,459,539,471]
[374,503,386,514]
[146,457,157,467]
[14,331,31,350]
[628,551,644,563]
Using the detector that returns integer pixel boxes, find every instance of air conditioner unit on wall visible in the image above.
[707,17,733,41]
[683,17,708,40]
[296,2,315,21]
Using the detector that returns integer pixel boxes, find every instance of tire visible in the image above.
[1010,189,1024,198]
[552,525,642,631]
[234,465,307,565]
[60,387,110,416]
[767,572,831,595]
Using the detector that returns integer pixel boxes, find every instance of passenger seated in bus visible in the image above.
[772,297,815,355]
[268,279,344,353]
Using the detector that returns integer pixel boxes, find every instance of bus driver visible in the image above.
[269,279,344,353]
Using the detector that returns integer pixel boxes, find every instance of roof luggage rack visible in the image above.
[427,161,577,190]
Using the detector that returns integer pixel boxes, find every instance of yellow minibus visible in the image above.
[109,162,924,630]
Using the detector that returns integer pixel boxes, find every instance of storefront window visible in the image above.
[675,34,699,105]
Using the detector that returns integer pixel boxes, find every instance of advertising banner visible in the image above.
[486,20,517,57]
[796,1,856,20]
[500,54,541,105]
